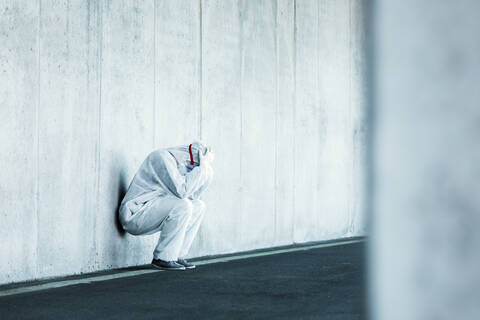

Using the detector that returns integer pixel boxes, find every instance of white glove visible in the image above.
[199,147,214,165]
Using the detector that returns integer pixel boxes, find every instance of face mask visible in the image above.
[185,144,200,172]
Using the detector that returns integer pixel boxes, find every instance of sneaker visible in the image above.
[177,259,196,270]
[151,259,186,271]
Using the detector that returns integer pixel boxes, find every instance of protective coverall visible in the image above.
[119,142,214,261]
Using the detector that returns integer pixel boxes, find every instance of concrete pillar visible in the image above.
[372,1,480,319]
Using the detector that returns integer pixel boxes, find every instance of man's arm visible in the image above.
[152,150,210,199]
[189,163,214,200]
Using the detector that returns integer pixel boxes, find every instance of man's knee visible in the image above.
[171,198,193,218]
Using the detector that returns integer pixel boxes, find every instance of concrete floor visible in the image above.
[0,242,366,319]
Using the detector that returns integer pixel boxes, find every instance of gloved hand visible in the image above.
[199,147,214,166]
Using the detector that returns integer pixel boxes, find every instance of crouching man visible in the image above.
[119,142,214,271]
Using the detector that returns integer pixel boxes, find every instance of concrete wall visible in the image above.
[0,0,367,284]
[371,0,480,319]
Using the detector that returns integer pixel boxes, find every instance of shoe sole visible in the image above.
[183,265,196,270]
[151,264,186,271]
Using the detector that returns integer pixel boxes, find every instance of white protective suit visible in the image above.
[119,142,214,261]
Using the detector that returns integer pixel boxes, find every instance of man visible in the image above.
[119,142,214,271]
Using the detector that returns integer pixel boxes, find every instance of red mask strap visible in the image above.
[188,144,194,165]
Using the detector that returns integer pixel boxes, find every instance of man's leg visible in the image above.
[152,198,193,261]
[178,199,205,259]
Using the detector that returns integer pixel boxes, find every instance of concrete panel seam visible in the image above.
[315,0,321,231]
[199,0,203,140]
[94,0,104,269]
[291,0,297,241]
[153,0,156,147]
[239,0,244,245]
[273,0,279,246]
[34,0,42,281]
[348,0,354,234]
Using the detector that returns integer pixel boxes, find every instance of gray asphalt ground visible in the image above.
[0,241,366,319]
